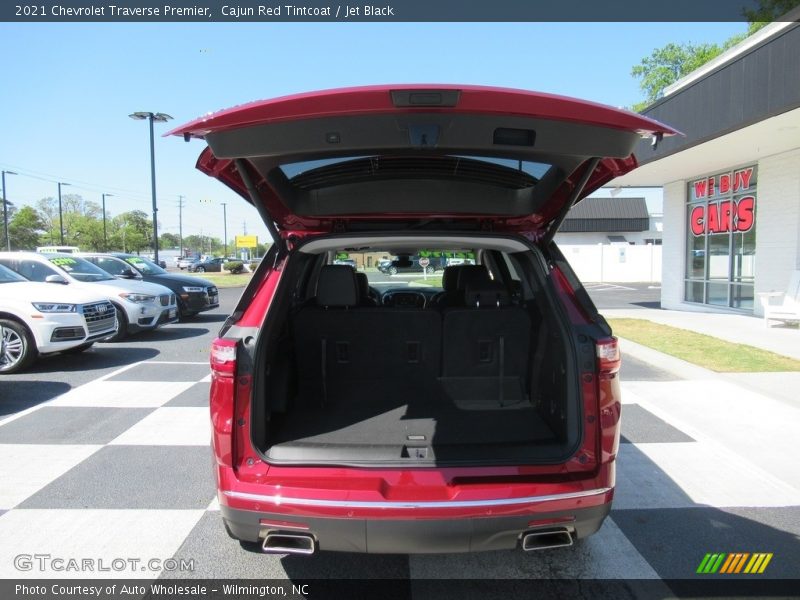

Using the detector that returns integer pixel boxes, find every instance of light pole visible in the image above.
[101,193,113,251]
[2,170,17,250]
[178,195,185,257]
[129,111,173,263]
[221,202,228,257]
[57,182,70,245]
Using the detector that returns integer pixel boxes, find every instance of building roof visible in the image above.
[561,196,650,233]
[568,197,648,220]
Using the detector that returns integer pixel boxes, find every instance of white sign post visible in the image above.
[419,257,430,281]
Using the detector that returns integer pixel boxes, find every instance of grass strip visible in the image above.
[608,318,800,372]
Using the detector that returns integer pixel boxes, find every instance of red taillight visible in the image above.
[596,337,621,375]
[210,338,237,377]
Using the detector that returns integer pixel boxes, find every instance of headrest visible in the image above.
[441,266,463,291]
[355,272,370,297]
[465,282,511,308]
[316,265,358,307]
[457,265,491,290]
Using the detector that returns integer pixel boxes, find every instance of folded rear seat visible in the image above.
[441,281,532,409]
[292,265,441,406]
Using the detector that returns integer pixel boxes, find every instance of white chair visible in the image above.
[758,270,800,327]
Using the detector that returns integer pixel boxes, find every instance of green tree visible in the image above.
[160,232,181,248]
[109,210,152,253]
[630,0,799,111]
[631,42,725,109]
[8,206,45,250]
[36,197,60,244]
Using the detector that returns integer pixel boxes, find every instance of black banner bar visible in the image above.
[3,0,799,22]
[3,579,800,600]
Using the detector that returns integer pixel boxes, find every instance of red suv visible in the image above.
[169,85,676,555]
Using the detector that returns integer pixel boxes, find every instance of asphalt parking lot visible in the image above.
[0,282,797,595]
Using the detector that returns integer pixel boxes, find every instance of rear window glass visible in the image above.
[279,155,551,185]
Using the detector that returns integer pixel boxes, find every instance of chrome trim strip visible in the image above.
[223,487,611,510]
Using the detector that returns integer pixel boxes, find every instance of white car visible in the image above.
[0,263,117,374]
[0,252,179,342]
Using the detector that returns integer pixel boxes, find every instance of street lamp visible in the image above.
[57,182,70,245]
[221,202,228,257]
[101,193,113,251]
[129,111,173,263]
[2,170,17,251]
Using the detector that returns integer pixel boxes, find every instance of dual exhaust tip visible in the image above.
[521,527,574,551]
[262,532,316,555]
[261,527,573,555]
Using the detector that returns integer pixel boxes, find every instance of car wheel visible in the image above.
[389,266,398,275]
[196,266,205,273]
[0,319,36,374]
[102,304,128,343]
[63,342,94,354]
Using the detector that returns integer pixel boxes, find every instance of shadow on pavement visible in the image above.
[127,327,211,342]
[0,380,71,416]
[19,346,160,373]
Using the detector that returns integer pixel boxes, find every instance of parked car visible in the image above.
[177,255,200,270]
[333,258,356,268]
[377,254,444,275]
[188,257,226,273]
[0,263,117,373]
[169,85,676,555]
[0,252,178,342]
[80,253,220,319]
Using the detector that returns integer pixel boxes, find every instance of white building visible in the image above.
[610,18,800,315]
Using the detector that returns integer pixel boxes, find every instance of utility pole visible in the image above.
[221,203,227,257]
[243,220,247,235]
[101,193,113,251]
[2,170,17,251]
[177,195,185,256]
[57,182,70,245]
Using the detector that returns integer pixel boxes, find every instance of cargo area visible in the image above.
[251,241,582,467]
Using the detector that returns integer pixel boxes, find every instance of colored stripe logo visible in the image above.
[696,553,773,574]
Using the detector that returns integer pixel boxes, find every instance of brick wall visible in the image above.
[753,148,800,316]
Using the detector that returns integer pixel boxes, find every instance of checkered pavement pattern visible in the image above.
[1,358,798,581]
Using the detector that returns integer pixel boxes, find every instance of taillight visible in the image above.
[596,337,621,375]
[210,338,237,377]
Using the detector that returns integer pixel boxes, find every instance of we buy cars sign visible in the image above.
[689,166,756,236]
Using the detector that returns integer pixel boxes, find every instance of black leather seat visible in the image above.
[292,265,441,405]
[430,265,492,309]
[355,272,378,306]
[441,282,532,406]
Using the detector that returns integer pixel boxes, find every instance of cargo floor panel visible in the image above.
[264,378,558,463]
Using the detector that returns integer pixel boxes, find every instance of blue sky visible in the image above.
[0,22,747,244]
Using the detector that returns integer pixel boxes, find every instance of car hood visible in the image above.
[149,273,216,288]
[168,84,679,240]
[2,281,113,305]
[82,278,174,296]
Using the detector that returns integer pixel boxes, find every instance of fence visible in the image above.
[559,244,662,283]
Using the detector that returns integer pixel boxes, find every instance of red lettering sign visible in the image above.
[719,173,731,194]
[734,167,754,192]
[693,179,708,199]
[691,205,705,235]
[736,196,755,232]
[690,197,756,235]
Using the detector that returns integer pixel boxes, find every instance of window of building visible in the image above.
[684,166,757,310]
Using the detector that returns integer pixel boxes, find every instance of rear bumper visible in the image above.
[218,487,613,554]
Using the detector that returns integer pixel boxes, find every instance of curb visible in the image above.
[617,336,723,381]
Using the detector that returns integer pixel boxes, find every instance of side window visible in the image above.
[502,253,522,282]
[19,260,58,282]
[97,257,127,276]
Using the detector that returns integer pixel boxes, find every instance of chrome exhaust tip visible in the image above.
[521,528,573,551]
[262,532,316,555]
